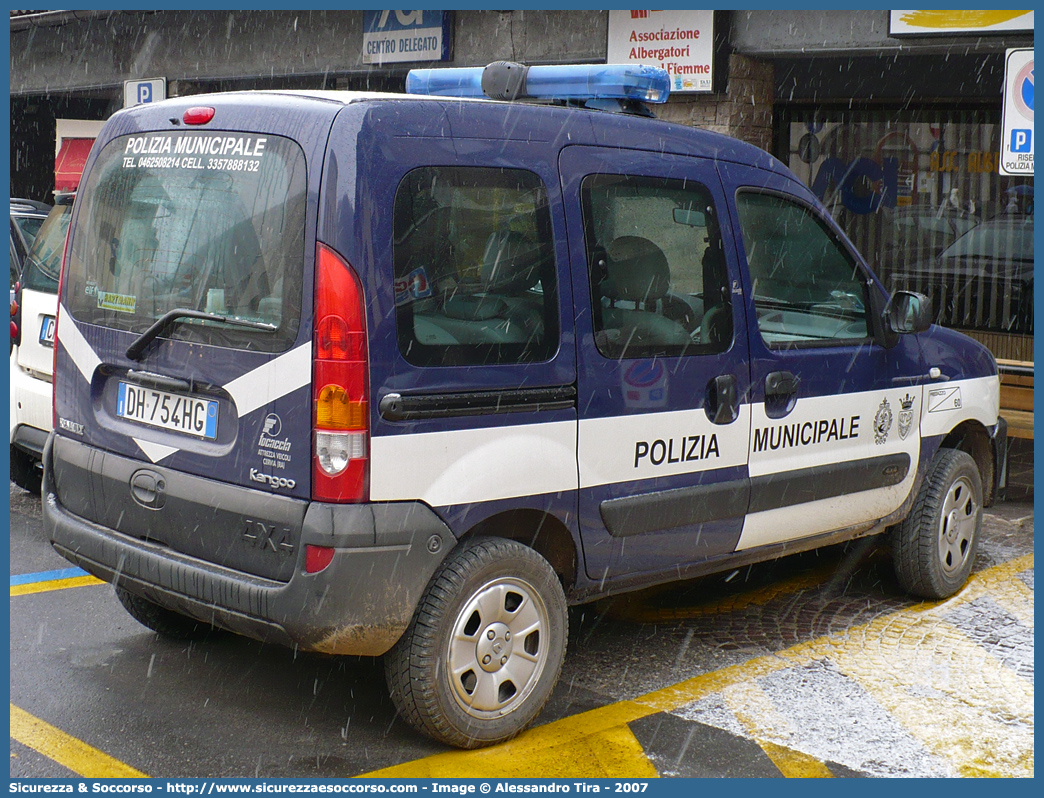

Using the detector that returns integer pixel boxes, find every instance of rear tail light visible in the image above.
[312,243,369,503]
[10,293,20,345]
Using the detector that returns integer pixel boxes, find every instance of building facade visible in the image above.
[10,9,1034,371]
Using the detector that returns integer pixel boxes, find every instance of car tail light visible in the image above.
[10,294,20,346]
[52,224,72,430]
[312,243,369,503]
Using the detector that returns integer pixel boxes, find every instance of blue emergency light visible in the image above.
[405,62,671,104]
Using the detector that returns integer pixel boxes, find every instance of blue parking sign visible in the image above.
[1011,129,1032,153]
[123,77,166,108]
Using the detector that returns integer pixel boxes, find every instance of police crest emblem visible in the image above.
[898,393,915,440]
[874,398,893,445]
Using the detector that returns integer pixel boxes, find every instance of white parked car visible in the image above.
[10,195,71,492]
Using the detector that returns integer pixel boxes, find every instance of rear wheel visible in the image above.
[115,587,221,641]
[893,448,983,599]
[385,537,568,749]
[10,446,41,494]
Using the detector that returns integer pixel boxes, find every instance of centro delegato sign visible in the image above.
[607,10,714,93]
[361,10,452,65]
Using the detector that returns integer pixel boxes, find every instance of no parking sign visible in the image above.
[1000,49,1033,176]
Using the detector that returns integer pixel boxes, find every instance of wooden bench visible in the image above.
[997,359,1033,440]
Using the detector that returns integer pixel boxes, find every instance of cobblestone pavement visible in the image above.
[370,499,1034,778]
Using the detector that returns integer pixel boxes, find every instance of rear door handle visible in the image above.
[705,374,739,425]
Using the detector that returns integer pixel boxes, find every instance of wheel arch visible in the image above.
[938,420,997,506]
[463,508,579,592]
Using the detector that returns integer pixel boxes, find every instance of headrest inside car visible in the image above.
[603,236,670,302]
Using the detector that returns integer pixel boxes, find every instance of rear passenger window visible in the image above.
[736,192,871,347]
[581,174,732,359]
[393,167,559,367]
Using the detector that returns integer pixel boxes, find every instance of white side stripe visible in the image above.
[57,305,101,383]
[223,342,312,418]
[370,420,578,507]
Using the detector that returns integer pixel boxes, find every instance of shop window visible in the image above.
[784,110,1033,359]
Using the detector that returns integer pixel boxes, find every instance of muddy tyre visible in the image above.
[893,448,983,599]
[385,537,568,749]
[115,586,221,641]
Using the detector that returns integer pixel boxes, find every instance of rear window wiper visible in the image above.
[126,308,277,361]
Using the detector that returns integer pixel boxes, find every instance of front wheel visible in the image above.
[892,448,983,599]
[385,537,568,749]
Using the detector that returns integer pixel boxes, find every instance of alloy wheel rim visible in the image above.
[447,576,550,718]
[937,475,978,576]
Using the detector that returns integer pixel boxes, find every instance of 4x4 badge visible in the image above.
[874,398,893,445]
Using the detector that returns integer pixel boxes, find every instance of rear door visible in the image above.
[347,101,580,535]
[560,146,751,582]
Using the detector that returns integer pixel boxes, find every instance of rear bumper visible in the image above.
[42,432,454,656]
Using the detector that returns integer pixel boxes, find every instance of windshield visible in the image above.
[941,215,1034,261]
[64,132,306,352]
[21,204,72,294]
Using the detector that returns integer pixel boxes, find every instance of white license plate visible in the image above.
[39,316,55,347]
[116,382,218,439]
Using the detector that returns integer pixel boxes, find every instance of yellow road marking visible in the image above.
[758,741,835,778]
[11,575,105,597]
[362,554,1033,778]
[818,590,1034,777]
[366,701,660,778]
[10,704,149,778]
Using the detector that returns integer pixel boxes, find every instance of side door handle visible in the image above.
[705,374,739,425]
[764,370,799,419]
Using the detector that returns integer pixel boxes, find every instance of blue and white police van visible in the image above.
[43,63,1006,748]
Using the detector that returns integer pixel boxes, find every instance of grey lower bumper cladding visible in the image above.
[42,432,454,656]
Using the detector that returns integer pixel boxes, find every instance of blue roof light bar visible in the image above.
[405,62,671,104]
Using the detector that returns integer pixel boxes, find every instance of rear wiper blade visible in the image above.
[126,308,277,361]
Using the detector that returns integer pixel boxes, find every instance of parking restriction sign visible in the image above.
[1000,49,1033,176]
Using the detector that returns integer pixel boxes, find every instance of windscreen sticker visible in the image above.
[96,291,137,313]
[121,135,267,173]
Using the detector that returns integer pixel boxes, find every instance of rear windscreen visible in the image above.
[65,132,306,352]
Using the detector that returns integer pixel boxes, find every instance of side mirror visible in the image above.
[885,290,932,335]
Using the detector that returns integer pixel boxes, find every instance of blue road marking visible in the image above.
[10,567,90,586]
